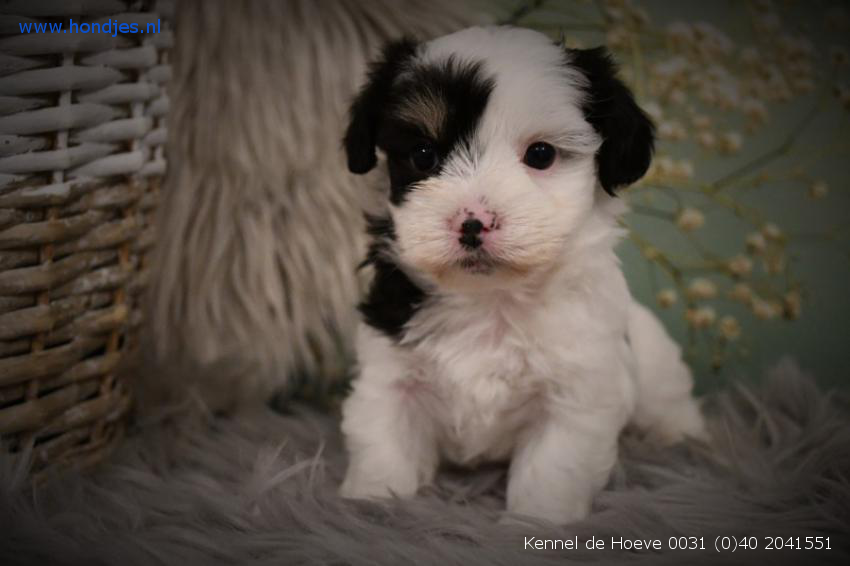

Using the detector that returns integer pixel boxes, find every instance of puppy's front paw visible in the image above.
[645,398,709,446]
[498,513,541,529]
[339,466,419,500]
[507,494,591,525]
[338,477,384,500]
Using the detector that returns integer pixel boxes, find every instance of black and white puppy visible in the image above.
[339,26,706,524]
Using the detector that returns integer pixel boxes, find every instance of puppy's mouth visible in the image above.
[456,252,498,275]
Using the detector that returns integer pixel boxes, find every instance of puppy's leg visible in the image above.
[506,404,623,524]
[339,330,438,500]
[628,301,707,444]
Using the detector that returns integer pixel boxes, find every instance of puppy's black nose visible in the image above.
[459,218,484,249]
[461,218,484,236]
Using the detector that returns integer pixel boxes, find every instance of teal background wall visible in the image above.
[623,1,850,391]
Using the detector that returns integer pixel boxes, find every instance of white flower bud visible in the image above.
[643,246,661,260]
[671,160,694,179]
[729,283,753,303]
[697,131,717,149]
[631,6,650,26]
[808,180,828,199]
[752,298,777,320]
[656,288,678,308]
[836,85,850,111]
[666,21,693,45]
[783,290,802,319]
[754,13,781,34]
[687,278,717,300]
[658,121,687,141]
[831,46,850,66]
[741,98,769,124]
[764,253,786,274]
[686,307,716,328]
[727,255,753,276]
[745,232,767,254]
[655,155,675,177]
[792,77,815,93]
[668,88,687,105]
[761,223,782,240]
[676,207,705,231]
[606,27,630,49]
[643,101,663,121]
[740,47,760,66]
[719,131,742,153]
[691,114,712,129]
[718,316,742,340]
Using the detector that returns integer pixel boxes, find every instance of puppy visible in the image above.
[339,26,706,524]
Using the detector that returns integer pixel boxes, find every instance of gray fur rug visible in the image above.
[2,359,849,565]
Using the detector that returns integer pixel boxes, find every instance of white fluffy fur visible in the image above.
[341,27,706,524]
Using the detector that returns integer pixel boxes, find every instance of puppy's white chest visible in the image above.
[409,305,548,464]
[437,364,541,465]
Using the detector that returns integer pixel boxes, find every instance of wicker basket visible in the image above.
[0,0,172,481]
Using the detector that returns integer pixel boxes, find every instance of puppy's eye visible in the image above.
[410,145,439,173]
[523,142,556,170]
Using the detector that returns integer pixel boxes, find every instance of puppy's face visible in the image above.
[346,27,654,292]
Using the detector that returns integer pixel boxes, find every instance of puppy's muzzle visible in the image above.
[453,204,499,251]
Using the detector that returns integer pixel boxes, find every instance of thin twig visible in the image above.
[708,99,822,193]
[631,204,675,220]
[524,21,606,31]
[500,0,547,25]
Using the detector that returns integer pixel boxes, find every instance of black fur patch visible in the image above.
[358,214,426,341]
[376,58,494,204]
[344,38,419,175]
[343,39,494,205]
[568,47,655,194]
[345,44,493,341]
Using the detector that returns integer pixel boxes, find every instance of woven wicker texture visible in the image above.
[0,0,172,481]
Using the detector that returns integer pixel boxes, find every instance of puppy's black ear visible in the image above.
[568,47,655,194]
[344,38,418,174]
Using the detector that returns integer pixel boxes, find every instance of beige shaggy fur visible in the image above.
[143,1,485,411]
